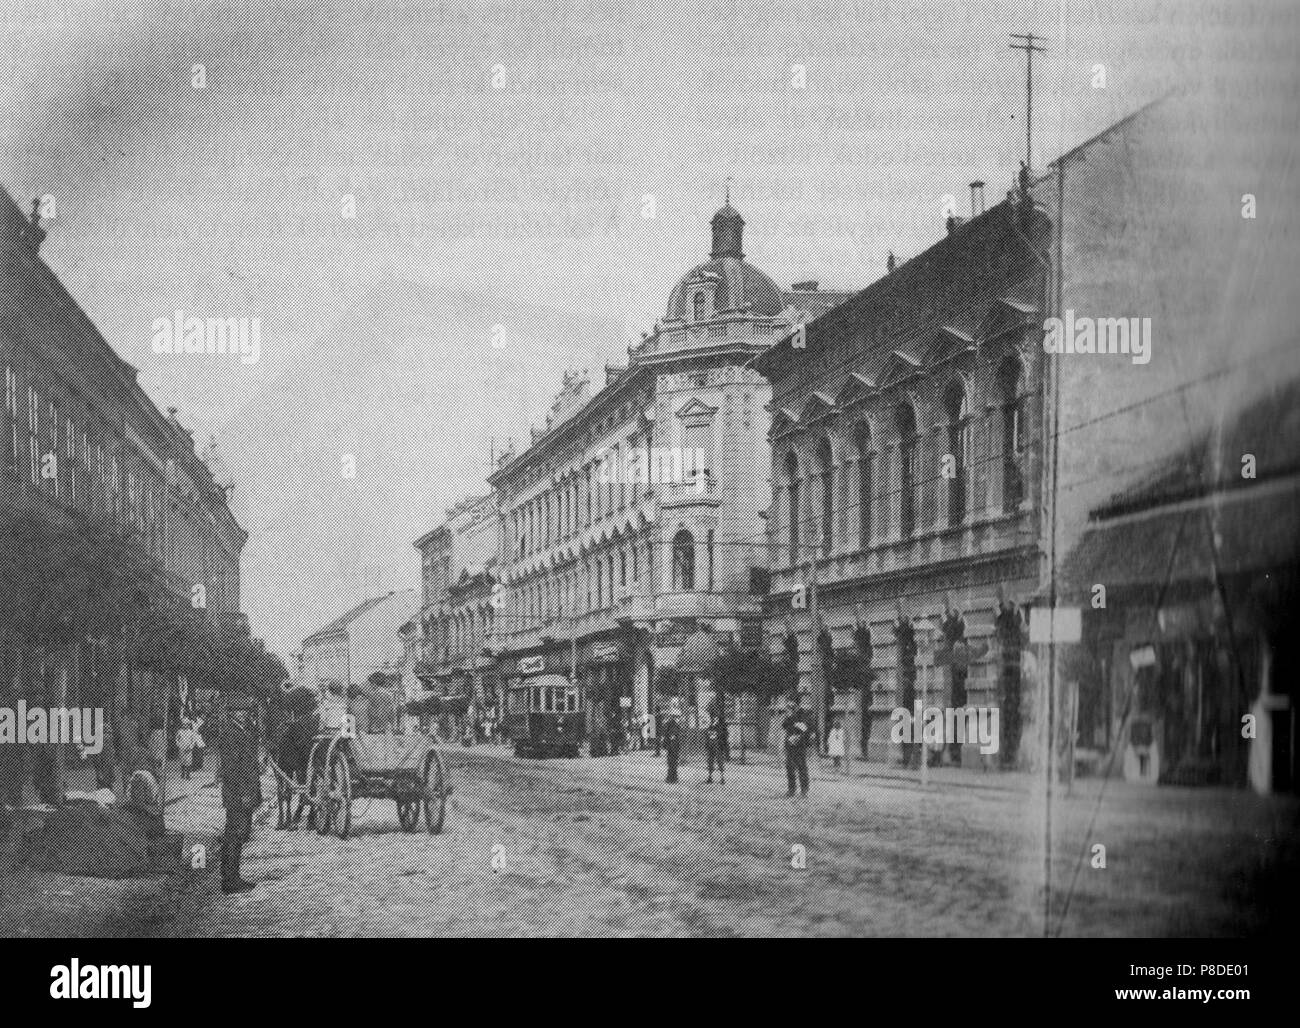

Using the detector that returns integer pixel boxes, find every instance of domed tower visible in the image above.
[710,202,745,259]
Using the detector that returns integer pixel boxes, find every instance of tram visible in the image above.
[504,672,584,757]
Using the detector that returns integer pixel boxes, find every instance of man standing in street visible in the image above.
[783,697,814,797]
[217,691,261,894]
[704,699,726,785]
[662,701,682,783]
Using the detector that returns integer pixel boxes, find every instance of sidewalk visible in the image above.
[0,760,229,938]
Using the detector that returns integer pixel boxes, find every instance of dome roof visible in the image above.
[665,257,784,320]
[665,203,784,320]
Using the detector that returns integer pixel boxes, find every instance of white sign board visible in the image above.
[1028,607,1082,644]
[1129,645,1157,670]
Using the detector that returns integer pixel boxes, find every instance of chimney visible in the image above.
[886,251,896,273]
[970,180,986,217]
[23,197,47,250]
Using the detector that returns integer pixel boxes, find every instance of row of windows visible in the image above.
[783,361,1027,563]
[504,527,720,631]
[2,357,236,604]
[3,360,167,556]
[508,437,652,558]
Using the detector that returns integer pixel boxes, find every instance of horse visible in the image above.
[269,683,321,830]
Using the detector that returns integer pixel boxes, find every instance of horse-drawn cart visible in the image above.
[269,685,453,839]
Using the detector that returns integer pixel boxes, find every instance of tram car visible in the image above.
[504,672,584,757]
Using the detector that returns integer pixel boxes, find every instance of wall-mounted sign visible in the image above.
[1028,607,1082,644]
[518,656,545,675]
[591,642,620,662]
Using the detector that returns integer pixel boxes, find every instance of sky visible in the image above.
[1,0,1288,656]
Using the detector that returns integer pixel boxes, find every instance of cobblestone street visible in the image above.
[33,748,1273,937]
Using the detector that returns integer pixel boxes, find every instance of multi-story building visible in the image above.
[1037,91,1300,791]
[754,89,1300,783]
[752,188,1050,764]
[489,203,850,741]
[0,186,248,800]
[413,493,501,719]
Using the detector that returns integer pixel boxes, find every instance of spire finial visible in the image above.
[724,175,733,206]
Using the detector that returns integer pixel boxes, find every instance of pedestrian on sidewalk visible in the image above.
[782,698,813,796]
[176,719,197,780]
[827,716,846,773]
[662,702,682,783]
[704,700,726,785]
[217,692,261,894]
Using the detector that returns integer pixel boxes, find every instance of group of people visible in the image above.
[657,696,835,797]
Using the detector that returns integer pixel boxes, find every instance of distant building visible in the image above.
[300,588,420,701]
[413,493,501,718]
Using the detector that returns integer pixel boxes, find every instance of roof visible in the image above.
[666,255,784,319]
[303,589,417,644]
[1054,377,1300,601]
[751,198,1048,383]
[1091,377,1300,519]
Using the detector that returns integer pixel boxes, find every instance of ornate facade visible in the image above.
[489,204,849,738]
[752,194,1051,764]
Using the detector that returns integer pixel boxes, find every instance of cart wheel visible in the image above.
[422,749,446,835]
[329,746,353,839]
[397,796,420,832]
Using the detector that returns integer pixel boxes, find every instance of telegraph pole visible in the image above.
[1010,33,1047,173]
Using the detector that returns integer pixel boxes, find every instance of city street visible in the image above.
[40,748,1285,938]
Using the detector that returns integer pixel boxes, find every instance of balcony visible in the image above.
[658,474,719,510]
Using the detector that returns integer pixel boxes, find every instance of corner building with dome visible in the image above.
[488,204,851,746]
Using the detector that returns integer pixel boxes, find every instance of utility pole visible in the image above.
[808,554,824,759]
[1010,33,1047,173]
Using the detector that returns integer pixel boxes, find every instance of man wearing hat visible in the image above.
[782,696,814,797]
[662,699,682,783]
[217,691,261,894]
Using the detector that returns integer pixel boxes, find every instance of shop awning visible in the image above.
[1051,480,1300,604]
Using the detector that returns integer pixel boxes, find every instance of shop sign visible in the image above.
[518,656,545,675]
[591,642,621,663]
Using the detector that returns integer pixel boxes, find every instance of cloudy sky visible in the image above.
[2,0,1289,655]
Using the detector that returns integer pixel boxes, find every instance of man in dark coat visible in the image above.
[704,700,726,785]
[218,691,261,893]
[662,707,682,783]
[782,697,814,796]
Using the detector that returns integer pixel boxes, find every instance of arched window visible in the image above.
[693,291,706,322]
[673,529,695,591]
[944,379,968,526]
[999,357,1025,512]
[817,437,834,557]
[596,556,605,609]
[895,403,918,537]
[854,421,874,549]
[785,451,800,565]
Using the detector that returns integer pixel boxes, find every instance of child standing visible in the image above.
[827,717,846,773]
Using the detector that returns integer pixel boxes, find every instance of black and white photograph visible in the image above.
[1,0,1298,967]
